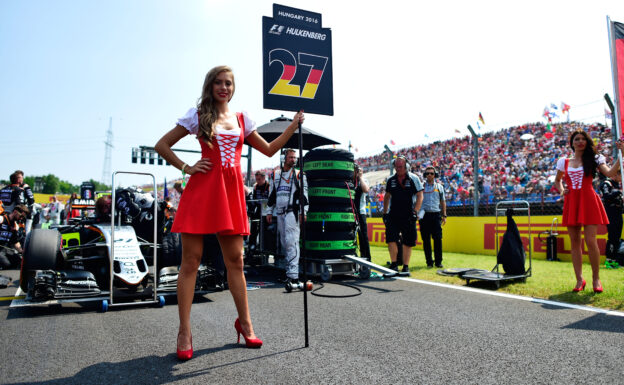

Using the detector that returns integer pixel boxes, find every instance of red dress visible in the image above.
[561,158,609,226]
[172,113,249,235]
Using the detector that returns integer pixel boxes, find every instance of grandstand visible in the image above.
[357,120,616,216]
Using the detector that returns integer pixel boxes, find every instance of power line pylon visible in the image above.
[101,117,113,185]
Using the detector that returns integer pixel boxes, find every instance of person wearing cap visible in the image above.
[419,166,446,268]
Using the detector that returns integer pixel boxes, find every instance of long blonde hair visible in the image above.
[196,65,235,144]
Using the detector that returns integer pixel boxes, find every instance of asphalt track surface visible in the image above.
[1,267,624,385]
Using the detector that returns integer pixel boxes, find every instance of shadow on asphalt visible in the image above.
[4,295,215,320]
[561,313,624,334]
[4,345,306,385]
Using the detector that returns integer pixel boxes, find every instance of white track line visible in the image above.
[396,276,624,317]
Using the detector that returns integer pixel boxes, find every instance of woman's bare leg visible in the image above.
[217,234,257,339]
[567,226,584,289]
[177,233,204,350]
[583,225,602,289]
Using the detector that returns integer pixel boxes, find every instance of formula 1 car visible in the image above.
[18,186,223,310]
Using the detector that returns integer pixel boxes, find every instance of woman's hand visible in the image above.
[561,187,569,196]
[289,110,305,130]
[186,158,212,175]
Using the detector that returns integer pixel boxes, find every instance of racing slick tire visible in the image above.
[303,149,355,181]
[307,180,356,206]
[23,229,61,270]
[20,229,62,292]
[305,205,356,232]
[304,230,357,259]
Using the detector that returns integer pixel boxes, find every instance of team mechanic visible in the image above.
[267,149,308,285]
[0,204,29,269]
[383,156,424,273]
[0,170,34,234]
[419,166,447,268]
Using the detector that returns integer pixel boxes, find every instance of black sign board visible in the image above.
[262,4,333,116]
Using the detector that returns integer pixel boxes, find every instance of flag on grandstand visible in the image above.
[476,121,482,131]
[606,108,613,120]
[390,139,396,145]
[478,112,485,125]
[164,177,169,198]
[454,128,461,133]
[607,18,624,135]
[546,118,553,132]
[550,103,558,110]
[543,106,550,118]
[561,102,571,114]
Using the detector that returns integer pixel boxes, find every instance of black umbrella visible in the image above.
[256,115,340,150]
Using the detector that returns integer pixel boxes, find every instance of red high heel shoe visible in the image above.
[176,333,193,360]
[235,318,263,348]
[593,284,603,293]
[572,279,586,292]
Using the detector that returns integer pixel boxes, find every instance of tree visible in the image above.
[42,174,60,194]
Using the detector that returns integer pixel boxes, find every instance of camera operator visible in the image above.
[383,156,423,273]
[0,204,29,270]
[267,149,308,284]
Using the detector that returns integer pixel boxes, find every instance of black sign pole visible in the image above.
[298,118,309,348]
[263,4,333,348]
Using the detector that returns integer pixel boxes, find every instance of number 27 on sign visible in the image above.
[268,48,328,99]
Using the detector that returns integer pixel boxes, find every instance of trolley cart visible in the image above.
[105,171,164,311]
[463,200,532,288]
[304,257,357,281]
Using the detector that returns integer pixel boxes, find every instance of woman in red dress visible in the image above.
[554,130,622,293]
[155,65,304,360]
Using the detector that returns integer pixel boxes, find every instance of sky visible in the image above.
[1,0,623,188]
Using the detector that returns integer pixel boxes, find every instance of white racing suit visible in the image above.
[267,168,308,280]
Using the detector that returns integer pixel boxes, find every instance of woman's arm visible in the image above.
[598,159,621,178]
[245,111,304,157]
[553,170,566,195]
[155,125,212,175]
[598,141,624,177]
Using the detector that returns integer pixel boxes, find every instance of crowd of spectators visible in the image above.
[356,121,616,213]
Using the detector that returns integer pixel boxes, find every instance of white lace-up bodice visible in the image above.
[567,166,584,190]
[215,126,240,168]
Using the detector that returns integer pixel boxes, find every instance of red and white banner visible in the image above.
[609,19,624,136]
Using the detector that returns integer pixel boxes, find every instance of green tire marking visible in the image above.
[307,212,355,222]
[309,187,351,199]
[305,240,357,250]
[304,160,354,172]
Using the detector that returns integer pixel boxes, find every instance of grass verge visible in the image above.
[369,245,624,311]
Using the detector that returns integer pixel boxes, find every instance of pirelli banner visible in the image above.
[366,216,612,263]
[262,4,333,116]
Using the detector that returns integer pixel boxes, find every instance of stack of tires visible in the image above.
[302,149,357,259]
